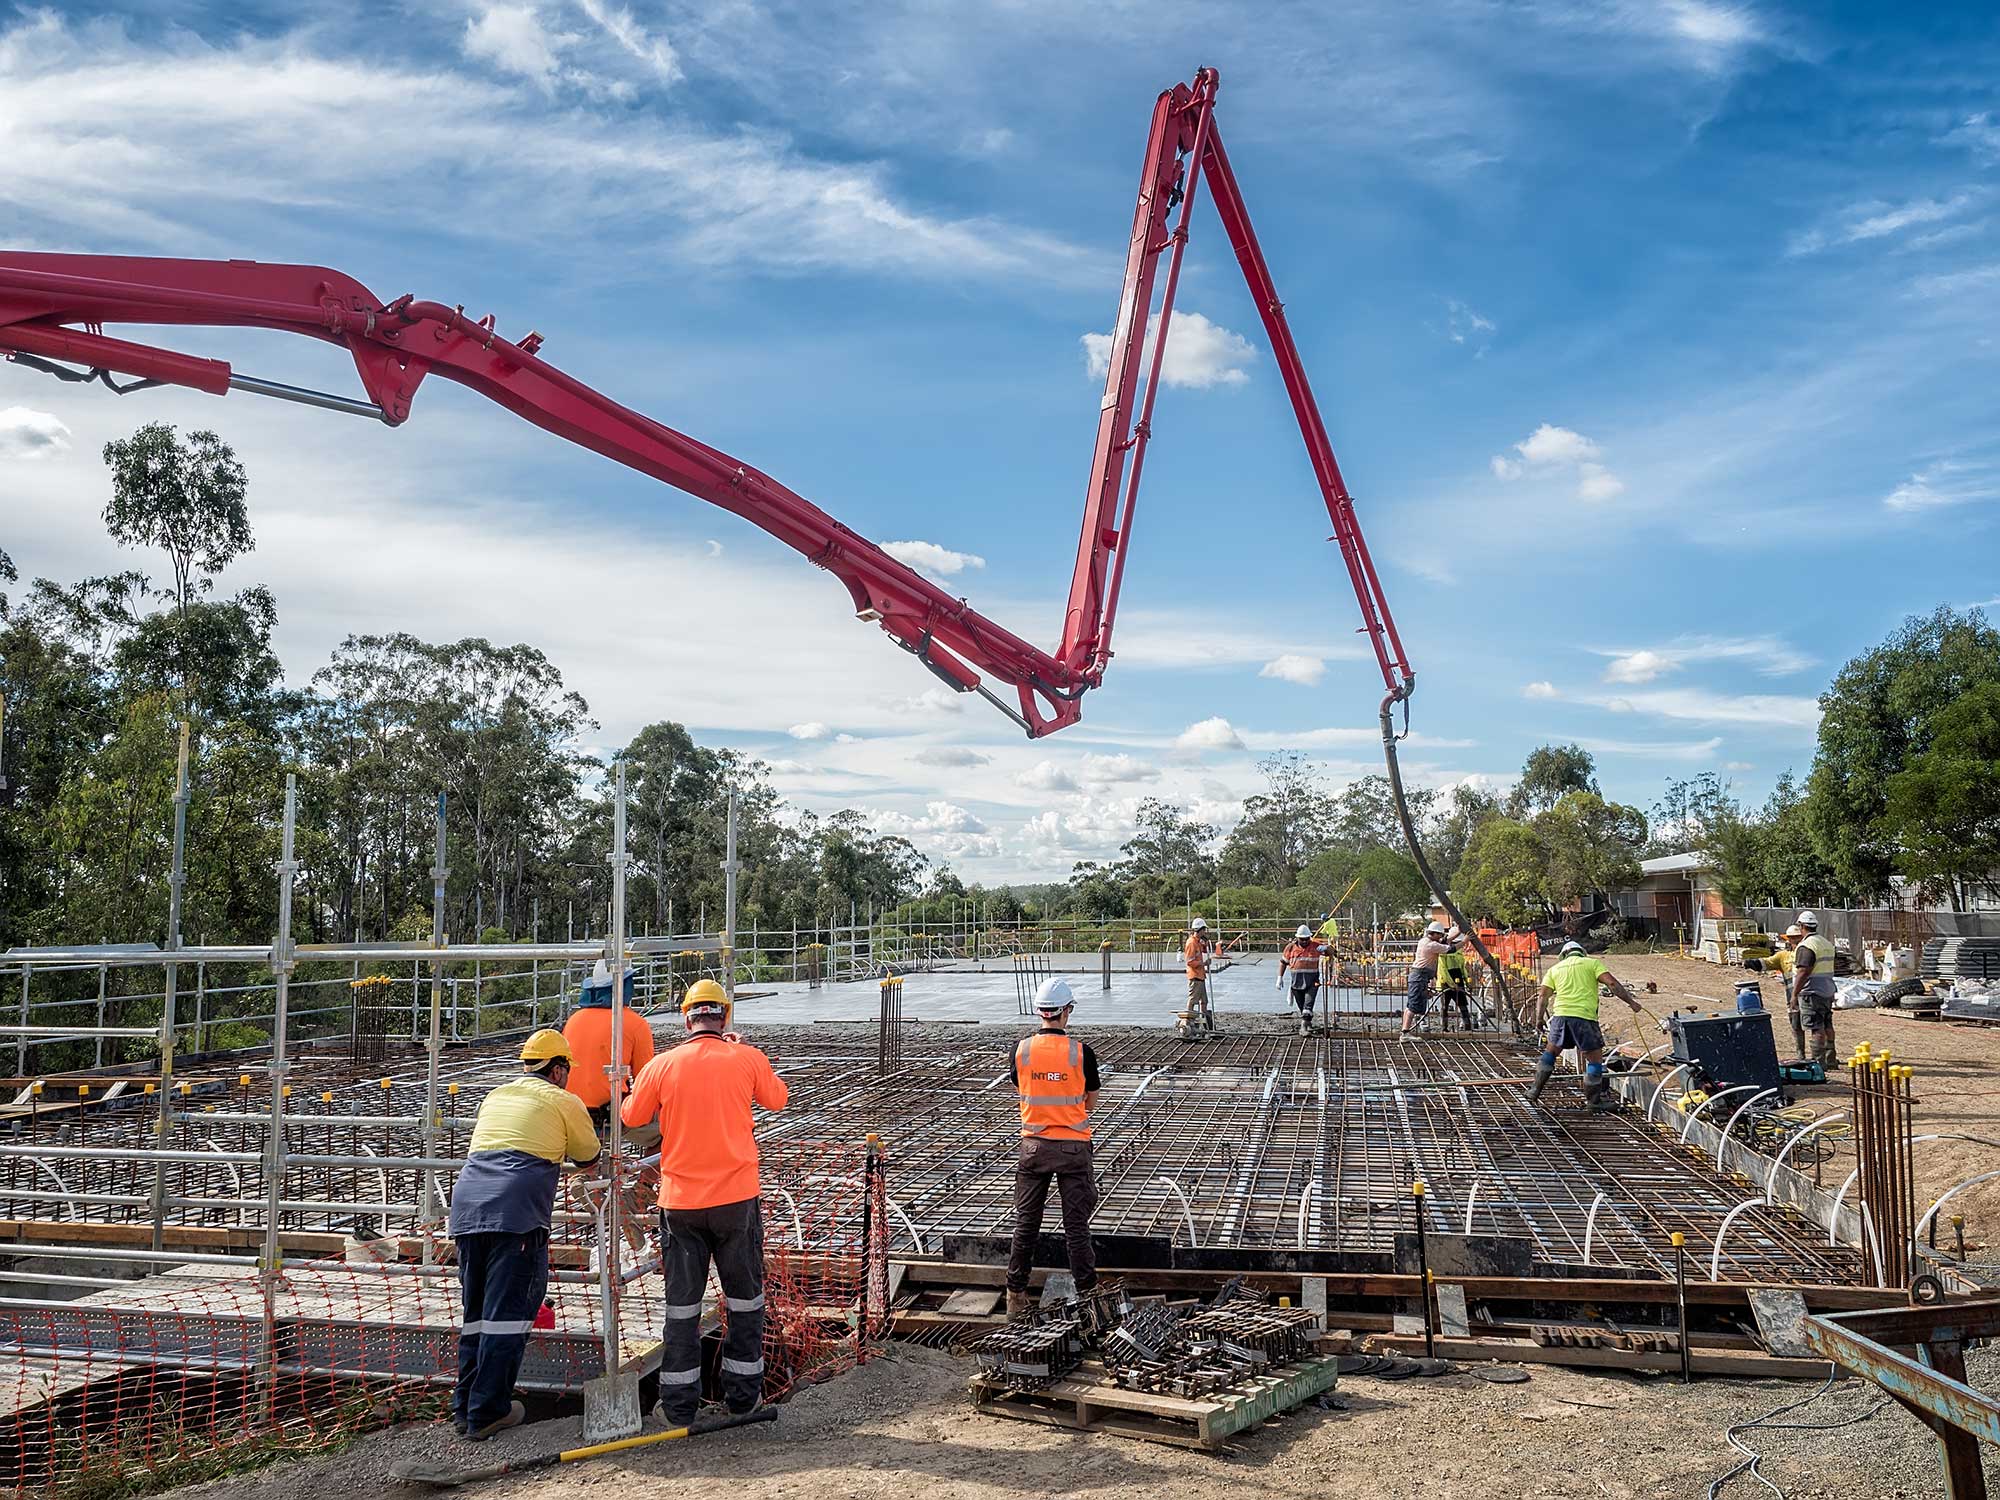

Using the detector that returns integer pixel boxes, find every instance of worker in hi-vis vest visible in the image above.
[1436,941,1474,1030]
[1279,924,1324,1035]
[621,978,788,1424]
[1005,977,1101,1320]
[1181,916,1215,1032]
[1791,911,1840,1066]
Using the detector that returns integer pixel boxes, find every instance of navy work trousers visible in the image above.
[455,1228,549,1432]
[659,1197,767,1422]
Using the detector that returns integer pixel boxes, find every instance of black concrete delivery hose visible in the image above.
[1379,683,1516,1033]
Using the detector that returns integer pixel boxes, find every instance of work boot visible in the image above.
[1587,1080,1618,1112]
[466,1400,524,1442]
[1525,1057,1556,1106]
[1006,1290,1032,1322]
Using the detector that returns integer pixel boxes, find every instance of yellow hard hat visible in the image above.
[519,1029,572,1066]
[681,978,729,1015]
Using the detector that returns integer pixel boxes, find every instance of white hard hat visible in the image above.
[1425,920,1448,937]
[1190,916,1207,930]
[1560,939,1587,957]
[1295,924,1312,939]
[1033,977,1075,1014]
[1796,910,1818,929]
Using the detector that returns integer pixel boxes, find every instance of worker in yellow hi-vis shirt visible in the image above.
[1527,941,1643,1111]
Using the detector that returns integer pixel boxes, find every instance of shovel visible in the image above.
[389,1407,776,1489]
[579,1176,645,1444]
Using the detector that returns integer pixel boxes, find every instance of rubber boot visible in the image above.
[1525,1057,1556,1105]
[1787,1009,1807,1060]
[1587,1076,1618,1112]
[1006,1290,1032,1322]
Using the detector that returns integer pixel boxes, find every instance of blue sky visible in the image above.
[5,0,1999,880]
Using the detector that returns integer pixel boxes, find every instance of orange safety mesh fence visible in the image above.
[0,1140,886,1498]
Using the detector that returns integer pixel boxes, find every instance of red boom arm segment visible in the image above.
[0,67,1412,737]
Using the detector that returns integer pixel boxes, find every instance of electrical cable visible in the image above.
[1705,1362,1892,1499]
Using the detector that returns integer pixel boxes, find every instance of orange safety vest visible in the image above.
[1016,1031,1091,1141]
[1283,939,1323,975]
[1184,934,1209,979]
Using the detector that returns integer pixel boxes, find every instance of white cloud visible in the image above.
[0,12,1087,280]
[914,746,991,768]
[1725,760,1755,771]
[890,686,965,715]
[1576,463,1626,501]
[1523,680,1558,699]
[1490,424,1625,502]
[1664,0,1761,49]
[1402,553,1457,585]
[1236,726,1476,751]
[574,0,679,81]
[1942,112,2000,164]
[1258,653,1325,686]
[787,721,832,740]
[867,800,1000,859]
[761,758,811,775]
[1111,612,1362,672]
[463,5,568,88]
[0,406,71,461]
[1572,734,1726,759]
[1175,716,1245,751]
[1017,760,1080,793]
[1883,461,2000,513]
[705,540,723,558]
[1911,263,2000,299]
[1443,298,1496,347]
[1580,688,1820,729]
[1076,752,1159,786]
[1788,195,1972,257]
[1081,311,1256,390]
[1604,649,1673,684]
[880,540,987,577]
[1595,635,1812,683]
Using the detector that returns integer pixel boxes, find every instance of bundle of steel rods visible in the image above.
[1848,1044,1917,1288]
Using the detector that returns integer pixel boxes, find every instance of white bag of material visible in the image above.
[1886,946,1918,982]
[1833,980,1883,1010]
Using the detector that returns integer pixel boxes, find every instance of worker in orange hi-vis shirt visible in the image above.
[621,979,788,1424]
[561,960,655,1132]
[1181,916,1216,1037]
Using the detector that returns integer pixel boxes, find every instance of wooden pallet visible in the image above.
[968,1352,1340,1450]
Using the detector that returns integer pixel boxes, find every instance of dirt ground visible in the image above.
[168,1342,1996,1500]
[1587,952,2000,1259]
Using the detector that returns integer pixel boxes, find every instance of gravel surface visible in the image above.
[163,1343,1997,1500]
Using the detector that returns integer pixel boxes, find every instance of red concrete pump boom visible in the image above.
[0,68,1505,1007]
[0,67,1408,739]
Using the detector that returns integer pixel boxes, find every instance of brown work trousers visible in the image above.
[1005,1137,1098,1294]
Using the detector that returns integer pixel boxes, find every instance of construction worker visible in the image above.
[448,1030,602,1440]
[1181,916,1214,1035]
[1402,920,1453,1042]
[622,978,788,1424]
[1279,923,1323,1034]
[1526,940,1644,1110]
[1006,977,1101,1318]
[1792,911,1840,1067]
[1436,937,1475,1030]
[1316,910,1340,952]
[1770,925,1806,1057]
[561,959,656,1132]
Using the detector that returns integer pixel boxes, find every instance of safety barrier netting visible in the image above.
[0,1140,887,1498]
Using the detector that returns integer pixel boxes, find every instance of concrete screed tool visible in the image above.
[388,1407,778,1489]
